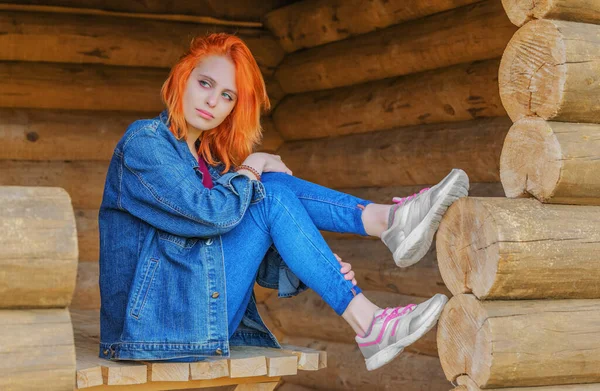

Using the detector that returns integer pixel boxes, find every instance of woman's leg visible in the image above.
[261,172,392,238]
[220,179,381,337]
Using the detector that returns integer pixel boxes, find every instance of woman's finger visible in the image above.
[352,278,357,285]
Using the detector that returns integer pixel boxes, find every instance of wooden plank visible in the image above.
[277,117,511,189]
[454,375,600,390]
[501,0,600,27]
[499,19,600,123]
[279,345,326,371]
[438,294,600,388]
[0,10,283,74]
[0,308,75,390]
[274,0,516,93]
[437,197,600,299]
[500,118,600,205]
[264,0,482,52]
[273,59,505,141]
[0,186,78,308]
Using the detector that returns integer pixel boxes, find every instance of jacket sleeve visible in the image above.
[119,127,265,238]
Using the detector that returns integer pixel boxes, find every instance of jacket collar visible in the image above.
[157,109,226,182]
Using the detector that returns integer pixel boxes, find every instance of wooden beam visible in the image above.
[0,308,75,390]
[437,197,600,299]
[499,19,600,123]
[500,118,600,205]
[501,0,600,27]
[264,0,481,52]
[0,10,283,74]
[0,108,281,161]
[0,0,297,23]
[277,117,511,189]
[273,59,505,140]
[453,375,600,390]
[438,294,600,388]
[275,0,516,93]
[0,186,78,308]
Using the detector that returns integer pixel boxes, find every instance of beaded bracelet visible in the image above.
[234,164,261,181]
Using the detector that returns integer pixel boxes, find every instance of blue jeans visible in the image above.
[220,172,375,338]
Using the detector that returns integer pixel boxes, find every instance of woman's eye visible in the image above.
[199,80,210,87]
[222,93,233,101]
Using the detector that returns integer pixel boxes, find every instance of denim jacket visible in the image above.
[98,109,309,362]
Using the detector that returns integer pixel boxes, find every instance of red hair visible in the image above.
[160,33,270,174]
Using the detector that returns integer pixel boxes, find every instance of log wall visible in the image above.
[1,0,525,390]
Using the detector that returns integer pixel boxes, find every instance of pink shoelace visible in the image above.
[358,304,417,341]
[388,187,430,226]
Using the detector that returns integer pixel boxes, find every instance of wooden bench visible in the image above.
[72,309,327,390]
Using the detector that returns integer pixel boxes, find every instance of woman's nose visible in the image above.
[206,92,218,108]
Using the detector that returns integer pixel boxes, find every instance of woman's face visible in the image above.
[183,55,238,133]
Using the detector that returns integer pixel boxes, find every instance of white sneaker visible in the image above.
[381,168,469,268]
[355,293,448,371]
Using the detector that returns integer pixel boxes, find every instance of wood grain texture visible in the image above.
[454,375,600,390]
[264,0,481,52]
[275,0,516,93]
[0,308,75,390]
[0,10,283,74]
[499,19,600,123]
[0,186,78,308]
[437,197,600,299]
[278,117,512,189]
[500,118,600,205]
[501,0,600,26]
[438,294,600,388]
[273,59,506,141]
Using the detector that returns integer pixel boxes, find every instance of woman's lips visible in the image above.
[196,109,214,119]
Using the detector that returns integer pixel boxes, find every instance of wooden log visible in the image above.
[273,59,506,141]
[0,62,281,113]
[0,108,279,160]
[264,0,482,52]
[327,237,450,298]
[5,0,297,22]
[280,336,449,391]
[437,197,600,299]
[274,0,516,94]
[0,308,75,390]
[500,118,600,205]
[0,160,107,209]
[501,0,600,27]
[278,117,511,189]
[265,290,438,356]
[499,19,600,123]
[454,375,600,390]
[0,10,283,74]
[0,186,78,308]
[438,294,600,388]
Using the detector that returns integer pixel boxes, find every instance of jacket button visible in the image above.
[211,291,220,298]
[206,238,213,245]
[103,349,109,355]
[215,348,223,355]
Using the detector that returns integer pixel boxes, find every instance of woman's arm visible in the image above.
[119,126,265,238]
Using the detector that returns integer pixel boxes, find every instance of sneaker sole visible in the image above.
[392,169,469,268]
[364,294,448,371]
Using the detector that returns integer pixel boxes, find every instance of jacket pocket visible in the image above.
[157,230,199,249]
[130,257,159,319]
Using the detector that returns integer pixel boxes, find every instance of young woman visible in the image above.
[98,33,469,371]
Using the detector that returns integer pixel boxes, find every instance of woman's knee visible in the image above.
[261,179,296,201]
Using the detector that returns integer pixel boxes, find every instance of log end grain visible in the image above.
[499,19,566,122]
[437,294,492,385]
[501,0,554,27]
[436,197,500,299]
[500,118,562,201]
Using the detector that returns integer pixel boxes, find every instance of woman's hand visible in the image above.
[334,253,357,286]
[243,152,293,176]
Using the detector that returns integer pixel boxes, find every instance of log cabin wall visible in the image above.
[0,0,526,390]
